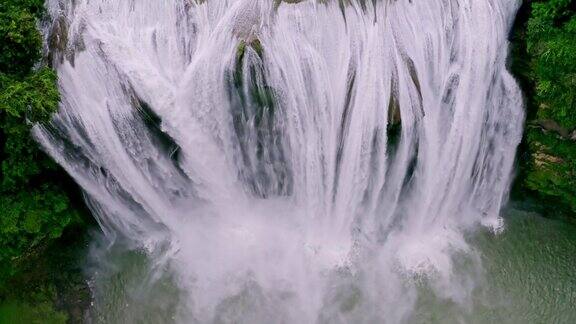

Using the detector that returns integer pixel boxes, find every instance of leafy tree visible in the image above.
[515,0,576,216]
[0,9,41,77]
[526,0,576,129]
[0,0,83,289]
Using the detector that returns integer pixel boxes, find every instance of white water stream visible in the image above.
[36,0,524,322]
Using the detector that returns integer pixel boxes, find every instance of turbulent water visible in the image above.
[86,208,576,323]
[36,0,524,322]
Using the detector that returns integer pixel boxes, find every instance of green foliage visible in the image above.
[0,0,83,291]
[0,300,67,324]
[0,0,47,18]
[0,187,79,282]
[513,0,576,217]
[0,224,91,322]
[525,128,576,214]
[526,0,576,129]
[0,68,60,121]
[0,0,90,318]
[0,69,60,189]
[0,285,67,324]
[0,8,42,77]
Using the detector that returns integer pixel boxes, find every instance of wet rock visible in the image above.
[47,16,68,65]
[535,119,571,139]
[231,1,262,42]
[534,151,564,167]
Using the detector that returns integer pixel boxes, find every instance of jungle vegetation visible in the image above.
[0,0,90,322]
[512,0,576,218]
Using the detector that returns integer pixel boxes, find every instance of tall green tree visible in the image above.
[0,0,80,286]
[516,0,576,216]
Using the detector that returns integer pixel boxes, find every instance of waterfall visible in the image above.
[36,0,523,322]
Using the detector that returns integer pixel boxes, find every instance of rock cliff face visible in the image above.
[510,0,575,218]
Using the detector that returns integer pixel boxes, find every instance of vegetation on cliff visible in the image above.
[512,0,576,217]
[0,0,90,321]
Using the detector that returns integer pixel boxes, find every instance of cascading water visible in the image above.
[35,0,524,322]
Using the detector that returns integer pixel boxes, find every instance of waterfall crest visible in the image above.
[36,0,523,322]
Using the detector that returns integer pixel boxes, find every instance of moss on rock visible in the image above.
[511,0,576,218]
